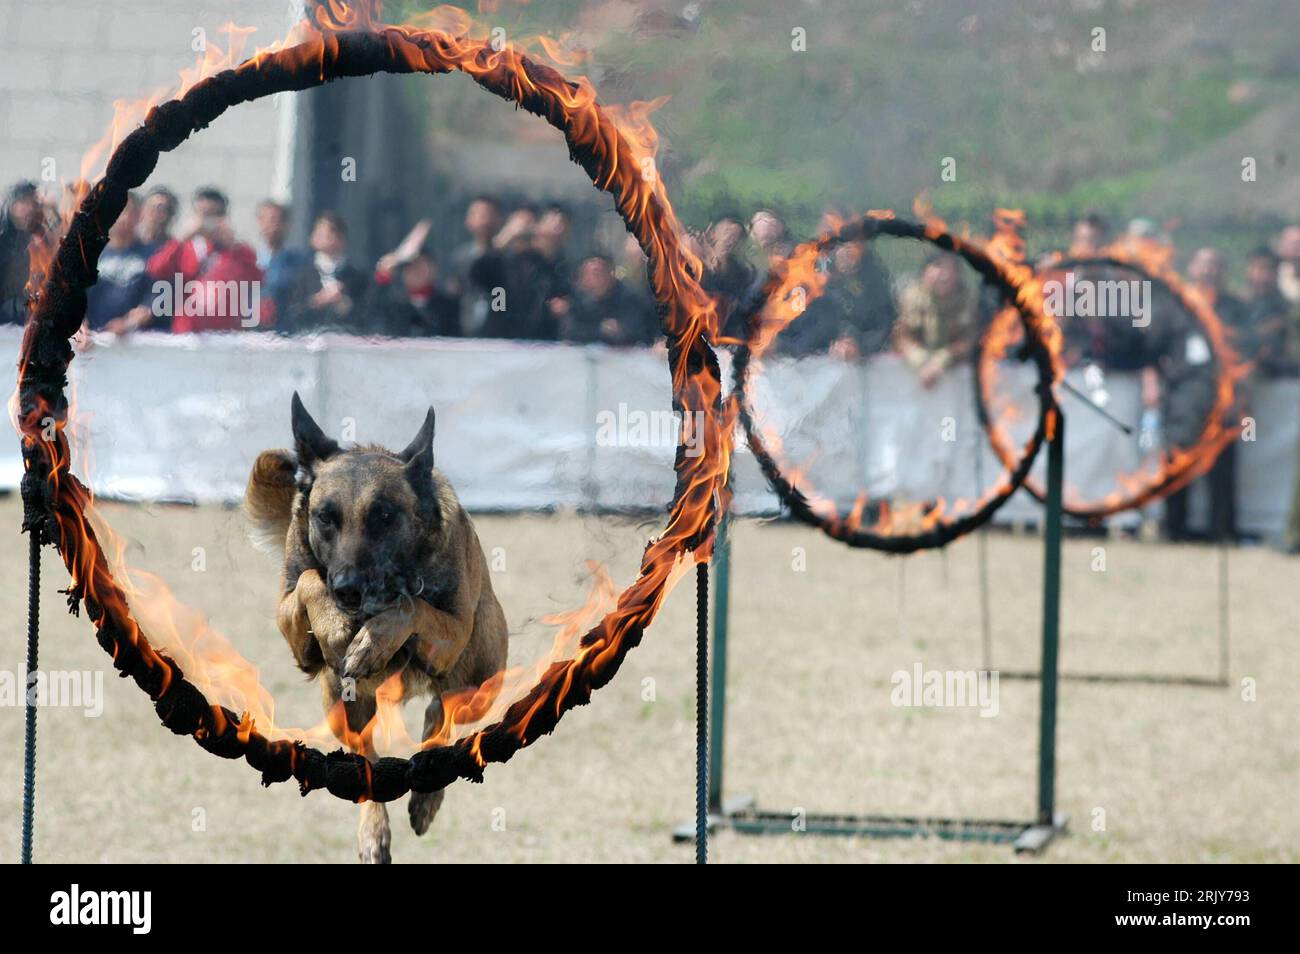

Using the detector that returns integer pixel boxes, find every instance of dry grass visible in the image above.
[0,493,1294,863]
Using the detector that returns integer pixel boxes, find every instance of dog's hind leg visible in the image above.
[408,695,447,836]
[358,801,392,864]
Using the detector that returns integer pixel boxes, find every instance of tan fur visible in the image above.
[246,437,508,864]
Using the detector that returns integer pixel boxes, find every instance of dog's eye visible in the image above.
[366,505,398,535]
[313,507,339,530]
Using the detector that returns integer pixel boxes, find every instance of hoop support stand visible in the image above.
[678,414,1071,854]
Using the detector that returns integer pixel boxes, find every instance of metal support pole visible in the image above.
[973,434,993,671]
[695,561,709,864]
[21,528,40,865]
[1036,411,1064,827]
[1012,408,1067,853]
[707,515,731,814]
[675,512,756,844]
[1217,541,1230,686]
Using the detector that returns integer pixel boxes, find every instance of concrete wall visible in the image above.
[0,0,298,239]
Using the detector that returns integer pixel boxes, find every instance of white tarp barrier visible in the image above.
[1234,377,1300,535]
[588,346,677,510]
[2,327,1296,537]
[316,337,592,511]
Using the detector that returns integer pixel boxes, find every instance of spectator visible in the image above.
[1069,212,1109,256]
[86,191,154,333]
[494,205,539,251]
[0,181,41,324]
[476,204,571,340]
[371,225,460,338]
[534,204,572,293]
[1277,225,1300,308]
[749,208,793,262]
[450,195,502,336]
[616,233,652,299]
[1056,213,1152,374]
[785,240,896,358]
[1164,247,1243,543]
[557,255,657,346]
[1240,247,1291,376]
[702,215,755,340]
[894,252,979,387]
[1125,217,1172,248]
[469,207,529,337]
[137,186,178,254]
[1234,249,1291,546]
[283,211,370,333]
[146,186,265,332]
[255,200,309,321]
[1274,232,1300,552]
[1187,247,1248,350]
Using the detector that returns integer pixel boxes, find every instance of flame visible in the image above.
[14,3,731,792]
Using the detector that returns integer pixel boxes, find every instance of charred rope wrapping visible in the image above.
[15,28,724,804]
[732,214,1058,553]
[976,254,1238,518]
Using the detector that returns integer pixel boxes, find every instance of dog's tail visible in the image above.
[244,449,297,554]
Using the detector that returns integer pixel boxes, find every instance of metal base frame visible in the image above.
[674,796,1068,853]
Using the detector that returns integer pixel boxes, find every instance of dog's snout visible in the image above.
[330,569,364,610]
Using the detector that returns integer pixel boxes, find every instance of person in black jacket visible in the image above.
[557,255,657,346]
[702,216,756,341]
[1239,247,1292,377]
[1163,247,1245,542]
[369,247,460,338]
[475,205,571,341]
[0,181,41,325]
[784,240,896,358]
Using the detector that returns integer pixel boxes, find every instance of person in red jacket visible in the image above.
[146,186,268,332]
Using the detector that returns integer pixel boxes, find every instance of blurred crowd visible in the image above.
[4,178,1300,546]
[0,181,664,345]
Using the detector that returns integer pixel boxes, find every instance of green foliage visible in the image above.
[387,0,1299,248]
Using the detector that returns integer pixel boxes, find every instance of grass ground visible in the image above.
[0,494,1294,863]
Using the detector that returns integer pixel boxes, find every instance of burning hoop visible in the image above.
[977,244,1243,519]
[15,23,728,803]
[731,211,1061,553]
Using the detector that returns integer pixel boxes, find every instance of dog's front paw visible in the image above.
[341,626,384,682]
[341,610,410,682]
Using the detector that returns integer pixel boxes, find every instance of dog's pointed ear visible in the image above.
[401,407,437,503]
[399,407,436,465]
[291,392,338,469]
